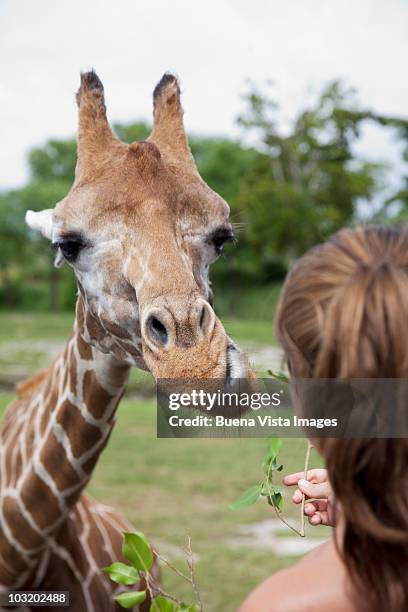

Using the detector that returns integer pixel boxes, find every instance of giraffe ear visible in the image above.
[148,73,196,170]
[75,70,118,181]
[25,209,54,240]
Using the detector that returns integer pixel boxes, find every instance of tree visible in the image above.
[355,113,408,222]
[234,81,382,276]
[1,142,76,309]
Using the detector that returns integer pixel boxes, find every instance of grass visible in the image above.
[223,317,275,346]
[0,311,74,342]
[89,417,324,611]
[0,312,277,391]
[0,308,329,611]
[0,311,276,346]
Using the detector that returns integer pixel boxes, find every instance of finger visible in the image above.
[314,500,329,513]
[304,500,329,514]
[304,503,317,516]
[309,512,333,527]
[283,472,305,485]
[297,479,331,499]
[292,488,304,504]
[305,500,327,513]
[283,469,328,486]
[293,489,331,506]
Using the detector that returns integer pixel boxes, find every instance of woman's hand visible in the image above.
[283,468,336,527]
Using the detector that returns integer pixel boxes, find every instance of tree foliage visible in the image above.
[233,82,381,271]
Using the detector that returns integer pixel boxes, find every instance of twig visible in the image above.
[154,539,203,611]
[185,536,203,612]
[147,574,183,606]
[300,441,314,537]
[270,501,304,537]
[144,573,160,611]
[266,458,303,537]
[156,554,191,582]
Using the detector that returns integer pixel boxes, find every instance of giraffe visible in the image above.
[0,71,253,611]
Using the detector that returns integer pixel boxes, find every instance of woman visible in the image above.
[240,226,408,611]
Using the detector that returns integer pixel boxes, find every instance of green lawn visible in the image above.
[223,317,276,345]
[0,312,277,391]
[0,311,275,346]
[0,311,75,342]
[0,310,328,611]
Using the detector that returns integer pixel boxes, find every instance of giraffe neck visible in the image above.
[0,323,131,586]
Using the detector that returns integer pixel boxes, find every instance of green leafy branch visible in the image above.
[103,531,201,611]
[229,370,313,538]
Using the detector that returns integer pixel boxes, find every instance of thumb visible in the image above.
[298,478,330,499]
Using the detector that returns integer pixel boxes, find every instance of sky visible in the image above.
[0,0,407,190]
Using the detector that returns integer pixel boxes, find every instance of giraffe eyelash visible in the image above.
[208,228,236,256]
[52,237,86,264]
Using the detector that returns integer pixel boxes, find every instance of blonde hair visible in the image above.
[276,226,408,611]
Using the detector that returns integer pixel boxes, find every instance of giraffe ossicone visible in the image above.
[1,70,253,609]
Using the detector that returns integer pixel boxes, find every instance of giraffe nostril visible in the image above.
[146,315,168,347]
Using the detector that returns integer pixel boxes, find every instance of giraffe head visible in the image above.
[26,71,253,381]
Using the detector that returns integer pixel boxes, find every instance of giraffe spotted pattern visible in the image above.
[0,324,152,611]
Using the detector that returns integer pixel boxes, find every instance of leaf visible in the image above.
[274,492,284,511]
[267,369,289,383]
[153,596,177,612]
[268,491,284,512]
[122,532,153,572]
[262,457,269,475]
[261,481,282,497]
[262,455,279,475]
[115,590,146,609]
[267,438,282,459]
[102,562,139,585]
[229,483,262,510]
[177,605,199,612]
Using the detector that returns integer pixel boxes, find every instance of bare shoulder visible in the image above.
[239,540,355,612]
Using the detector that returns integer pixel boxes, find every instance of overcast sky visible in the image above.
[0,0,407,189]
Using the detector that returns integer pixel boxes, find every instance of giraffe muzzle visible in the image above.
[140,297,254,381]
[142,299,215,352]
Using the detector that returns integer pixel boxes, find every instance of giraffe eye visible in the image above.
[53,239,84,263]
[210,229,235,256]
